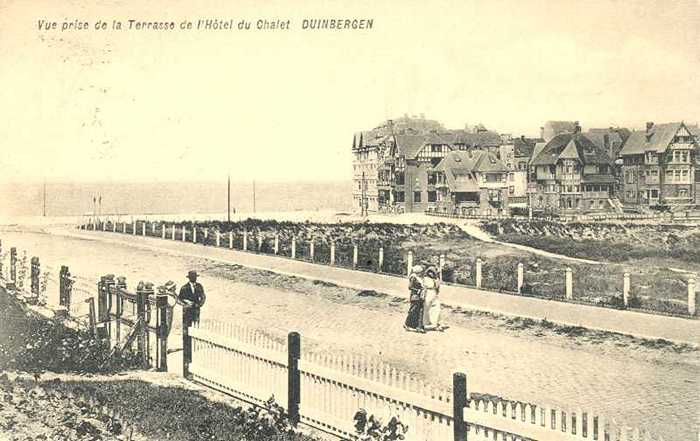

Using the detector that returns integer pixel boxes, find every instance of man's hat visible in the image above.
[187,270,198,278]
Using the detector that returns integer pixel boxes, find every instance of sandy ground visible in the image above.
[0,226,698,440]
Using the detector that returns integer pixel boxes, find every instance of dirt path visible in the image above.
[458,221,604,264]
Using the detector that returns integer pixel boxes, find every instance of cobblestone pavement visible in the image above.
[2,229,699,440]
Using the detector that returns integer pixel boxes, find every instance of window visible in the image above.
[679,189,688,198]
[427,173,436,185]
[682,170,689,181]
[427,191,437,202]
[674,170,681,181]
[651,170,658,177]
[395,172,405,185]
[431,145,441,153]
[395,191,405,203]
[413,191,421,203]
[567,185,573,193]
[651,189,659,198]
[509,186,515,195]
[566,164,572,174]
[681,151,689,162]
[508,173,514,182]
[666,170,673,181]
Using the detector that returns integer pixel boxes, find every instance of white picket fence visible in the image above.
[187,321,665,441]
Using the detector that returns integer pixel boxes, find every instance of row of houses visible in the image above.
[351,115,700,216]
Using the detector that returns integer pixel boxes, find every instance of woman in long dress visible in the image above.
[422,267,444,331]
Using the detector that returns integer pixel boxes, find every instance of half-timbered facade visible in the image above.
[432,150,510,216]
[528,128,617,214]
[619,122,698,209]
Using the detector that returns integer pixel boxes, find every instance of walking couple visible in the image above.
[403,265,446,333]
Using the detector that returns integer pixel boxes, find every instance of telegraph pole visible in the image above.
[42,181,47,217]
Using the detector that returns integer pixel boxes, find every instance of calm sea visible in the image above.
[0,180,354,217]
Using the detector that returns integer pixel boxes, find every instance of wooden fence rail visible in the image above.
[88,220,699,318]
[185,320,666,441]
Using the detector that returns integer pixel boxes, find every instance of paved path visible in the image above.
[2,227,698,440]
[56,228,700,346]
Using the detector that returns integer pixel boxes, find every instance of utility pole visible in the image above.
[227,174,231,223]
[42,181,46,217]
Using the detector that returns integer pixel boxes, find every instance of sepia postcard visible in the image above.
[0,1,698,440]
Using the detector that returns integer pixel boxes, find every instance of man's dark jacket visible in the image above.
[178,282,206,308]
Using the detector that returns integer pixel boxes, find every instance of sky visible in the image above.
[1,0,699,184]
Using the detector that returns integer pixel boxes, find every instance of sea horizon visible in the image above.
[0,180,354,217]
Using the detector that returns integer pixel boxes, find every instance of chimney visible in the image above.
[520,135,526,141]
[540,126,545,139]
[573,121,581,133]
[646,122,654,133]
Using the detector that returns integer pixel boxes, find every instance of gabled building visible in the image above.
[529,126,617,213]
[505,136,544,202]
[432,150,510,216]
[619,122,698,209]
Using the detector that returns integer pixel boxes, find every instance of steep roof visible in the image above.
[618,122,691,156]
[530,133,612,166]
[513,137,544,157]
[394,133,450,159]
[440,130,503,148]
[434,150,507,193]
[530,142,547,165]
[434,150,509,174]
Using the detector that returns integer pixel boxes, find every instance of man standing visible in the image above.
[178,270,206,326]
[403,265,426,333]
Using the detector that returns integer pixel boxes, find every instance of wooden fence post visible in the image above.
[216,231,221,247]
[87,297,97,336]
[162,224,166,239]
[113,221,117,233]
[378,247,384,273]
[182,226,187,241]
[122,222,127,234]
[30,257,40,296]
[258,235,263,251]
[59,266,71,308]
[406,251,413,276]
[517,263,524,294]
[274,234,279,254]
[330,242,336,265]
[243,230,248,251]
[353,244,359,269]
[183,298,194,378]
[565,267,573,300]
[193,227,197,243]
[229,231,234,249]
[287,332,301,426]
[291,238,296,259]
[142,222,146,236]
[132,220,136,236]
[453,373,467,441]
[156,293,169,372]
[623,273,630,307]
[136,284,148,368]
[152,222,156,234]
[689,278,697,316]
[9,247,17,287]
[475,258,482,289]
[309,240,315,261]
[171,224,176,240]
